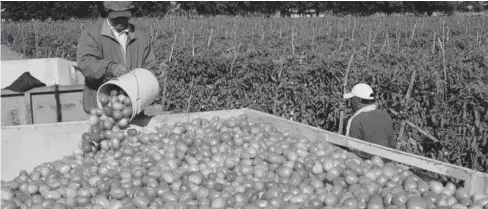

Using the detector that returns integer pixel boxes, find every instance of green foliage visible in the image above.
[1,1,483,21]
[1,1,98,20]
[0,1,172,21]
[2,16,488,177]
[132,2,172,17]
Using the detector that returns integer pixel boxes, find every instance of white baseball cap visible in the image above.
[343,83,375,100]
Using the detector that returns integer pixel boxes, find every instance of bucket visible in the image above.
[97,68,160,121]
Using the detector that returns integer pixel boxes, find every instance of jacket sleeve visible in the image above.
[142,34,158,76]
[76,30,113,81]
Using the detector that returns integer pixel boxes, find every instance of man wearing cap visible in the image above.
[343,83,396,158]
[76,1,157,114]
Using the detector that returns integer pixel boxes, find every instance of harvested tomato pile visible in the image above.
[82,88,133,154]
[2,111,488,209]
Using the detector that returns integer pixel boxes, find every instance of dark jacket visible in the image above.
[349,109,396,159]
[76,19,157,113]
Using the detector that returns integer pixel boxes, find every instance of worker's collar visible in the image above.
[101,19,136,40]
[106,19,130,34]
[353,104,377,114]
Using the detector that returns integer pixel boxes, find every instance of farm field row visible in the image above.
[1,16,488,178]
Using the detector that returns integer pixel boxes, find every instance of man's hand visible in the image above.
[109,63,129,78]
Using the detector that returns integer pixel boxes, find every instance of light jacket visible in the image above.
[76,19,157,113]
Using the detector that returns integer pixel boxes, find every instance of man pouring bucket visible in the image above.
[343,83,397,159]
[76,1,160,119]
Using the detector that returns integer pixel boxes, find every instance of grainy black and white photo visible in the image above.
[1,1,488,209]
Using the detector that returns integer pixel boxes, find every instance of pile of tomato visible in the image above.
[82,88,133,154]
[2,107,488,209]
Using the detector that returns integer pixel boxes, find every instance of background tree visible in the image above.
[1,1,486,21]
[132,2,172,17]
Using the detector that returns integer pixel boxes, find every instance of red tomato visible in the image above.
[1,187,14,201]
[406,197,428,209]
[133,196,150,208]
[103,106,113,117]
[112,110,123,120]
[112,102,124,111]
[122,107,133,118]
[124,97,132,106]
[109,187,127,199]
[99,94,110,106]
[117,118,129,129]
[110,89,118,96]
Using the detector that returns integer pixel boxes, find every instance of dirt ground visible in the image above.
[1,45,24,61]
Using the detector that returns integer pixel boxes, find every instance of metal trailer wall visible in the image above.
[1,109,487,195]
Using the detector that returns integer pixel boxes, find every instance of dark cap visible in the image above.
[104,1,135,18]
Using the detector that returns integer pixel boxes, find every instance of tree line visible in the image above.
[1,1,487,21]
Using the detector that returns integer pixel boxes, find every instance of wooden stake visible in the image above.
[380,27,388,54]
[386,27,390,50]
[477,31,480,47]
[367,23,372,62]
[234,19,237,43]
[463,102,467,139]
[372,22,382,44]
[191,35,195,57]
[432,31,436,54]
[318,22,323,35]
[34,23,39,58]
[168,33,177,62]
[311,24,316,53]
[207,28,213,48]
[291,26,295,55]
[160,63,168,111]
[229,43,241,74]
[279,25,282,39]
[337,38,344,55]
[273,58,284,114]
[149,24,154,44]
[186,76,194,122]
[338,51,355,135]
[442,19,445,45]
[390,109,439,143]
[438,37,448,101]
[411,20,418,39]
[479,28,482,47]
[351,17,356,42]
[182,27,186,47]
[446,26,450,43]
[396,20,401,49]
[21,24,25,55]
[397,70,417,149]
[284,20,288,35]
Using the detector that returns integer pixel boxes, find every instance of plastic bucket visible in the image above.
[97,68,160,121]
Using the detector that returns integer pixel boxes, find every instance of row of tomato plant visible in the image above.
[2,16,487,176]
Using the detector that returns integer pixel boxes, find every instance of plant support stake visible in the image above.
[338,50,355,135]
[397,69,417,149]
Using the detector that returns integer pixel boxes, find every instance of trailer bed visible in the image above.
[1,108,487,195]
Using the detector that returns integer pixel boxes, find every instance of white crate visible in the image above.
[1,58,85,89]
